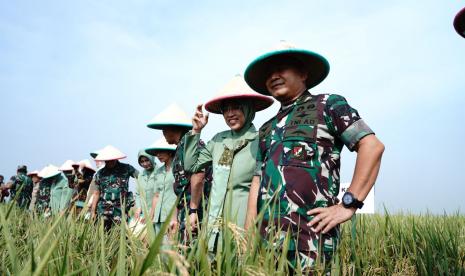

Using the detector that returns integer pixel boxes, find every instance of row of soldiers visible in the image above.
[0,42,384,273]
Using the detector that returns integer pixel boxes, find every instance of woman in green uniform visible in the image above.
[183,74,273,250]
[147,103,210,240]
[41,165,73,215]
[146,138,178,237]
[134,150,157,221]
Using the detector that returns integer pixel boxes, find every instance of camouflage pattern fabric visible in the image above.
[256,91,374,267]
[70,169,94,207]
[95,162,137,227]
[36,178,52,213]
[9,173,33,208]
[172,135,212,238]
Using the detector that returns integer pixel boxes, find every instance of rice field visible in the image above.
[0,202,464,275]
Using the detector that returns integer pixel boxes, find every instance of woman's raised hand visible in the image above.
[192,104,209,134]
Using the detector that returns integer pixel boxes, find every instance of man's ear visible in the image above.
[301,71,309,82]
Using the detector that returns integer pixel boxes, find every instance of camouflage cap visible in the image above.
[17,165,27,172]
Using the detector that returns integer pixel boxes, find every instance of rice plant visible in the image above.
[1,201,464,275]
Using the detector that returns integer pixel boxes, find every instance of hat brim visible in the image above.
[42,171,61,179]
[145,147,176,156]
[244,49,330,95]
[146,123,192,130]
[204,94,274,114]
[95,156,126,162]
[454,7,465,38]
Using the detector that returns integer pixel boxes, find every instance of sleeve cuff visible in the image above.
[254,161,263,177]
[340,119,374,151]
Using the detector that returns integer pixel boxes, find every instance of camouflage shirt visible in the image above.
[71,169,94,204]
[256,91,374,253]
[172,135,212,210]
[9,173,33,208]
[36,178,52,213]
[95,162,137,223]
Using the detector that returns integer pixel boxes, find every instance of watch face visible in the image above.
[342,193,353,205]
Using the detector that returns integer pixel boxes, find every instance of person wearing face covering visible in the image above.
[182,74,274,250]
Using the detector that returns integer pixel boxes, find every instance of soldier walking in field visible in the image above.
[28,170,42,211]
[244,42,384,273]
[0,175,8,203]
[0,165,33,208]
[90,145,138,230]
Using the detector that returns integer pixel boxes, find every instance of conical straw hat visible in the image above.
[27,170,40,177]
[59,160,76,171]
[244,40,330,95]
[95,145,127,161]
[77,159,96,172]
[204,74,274,114]
[147,103,192,130]
[39,165,61,179]
[145,137,177,156]
[90,149,102,159]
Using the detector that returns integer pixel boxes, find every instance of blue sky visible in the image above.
[1,0,464,214]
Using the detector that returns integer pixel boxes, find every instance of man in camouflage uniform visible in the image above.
[146,103,211,240]
[90,146,138,230]
[0,175,7,203]
[69,162,95,214]
[0,165,33,208]
[244,42,385,272]
[35,177,52,214]
[172,135,212,239]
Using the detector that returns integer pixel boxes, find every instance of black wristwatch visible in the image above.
[188,208,199,215]
[341,192,364,209]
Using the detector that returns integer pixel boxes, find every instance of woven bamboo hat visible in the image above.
[59,160,76,171]
[244,41,329,95]
[145,138,177,156]
[90,149,102,159]
[77,159,96,172]
[95,145,127,161]
[204,74,274,114]
[27,170,40,177]
[147,103,192,130]
[39,165,61,179]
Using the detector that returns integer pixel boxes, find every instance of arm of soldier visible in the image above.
[183,104,213,172]
[0,179,14,190]
[188,171,205,229]
[149,192,160,222]
[129,165,139,179]
[90,190,100,219]
[245,176,260,231]
[134,178,142,220]
[183,132,214,173]
[307,134,384,233]
[169,208,179,237]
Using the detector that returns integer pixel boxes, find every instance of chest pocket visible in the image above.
[279,122,317,168]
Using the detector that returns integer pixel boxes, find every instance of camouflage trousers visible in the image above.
[287,250,334,275]
[261,218,339,274]
[97,202,125,230]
